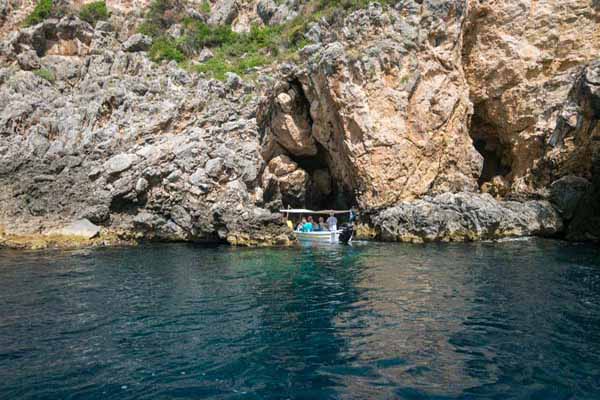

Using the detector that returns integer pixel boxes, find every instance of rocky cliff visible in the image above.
[1,0,598,248]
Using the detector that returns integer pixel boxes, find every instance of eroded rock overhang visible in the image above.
[258,1,483,216]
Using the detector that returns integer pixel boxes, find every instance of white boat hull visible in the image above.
[295,230,341,243]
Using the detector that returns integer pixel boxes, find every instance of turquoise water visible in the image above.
[1,239,600,399]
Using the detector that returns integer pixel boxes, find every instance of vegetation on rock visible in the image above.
[23,0,64,26]
[79,1,109,25]
[137,0,393,79]
[149,37,185,62]
[33,68,55,82]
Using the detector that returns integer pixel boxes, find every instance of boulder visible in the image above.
[268,155,298,177]
[135,177,149,193]
[257,0,277,24]
[133,212,165,231]
[550,175,591,220]
[104,154,138,176]
[205,158,225,178]
[17,50,40,70]
[79,205,110,224]
[166,24,183,39]
[257,0,295,25]
[225,72,242,89]
[207,0,239,26]
[199,48,214,62]
[95,21,113,32]
[122,34,152,52]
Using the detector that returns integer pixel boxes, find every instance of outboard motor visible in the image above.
[339,224,354,244]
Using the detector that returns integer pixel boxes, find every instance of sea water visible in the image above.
[1,239,599,399]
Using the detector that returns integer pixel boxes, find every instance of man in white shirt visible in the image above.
[326,213,337,231]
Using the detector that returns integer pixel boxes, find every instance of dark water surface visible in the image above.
[1,239,600,399]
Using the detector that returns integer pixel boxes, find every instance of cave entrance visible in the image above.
[470,105,512,187]
[473,138,511,185]
[261,76,358,214]
[286,143,356,211]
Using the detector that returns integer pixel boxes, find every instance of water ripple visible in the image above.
[1,240,600,399]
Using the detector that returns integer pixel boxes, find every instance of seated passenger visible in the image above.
[297,218,307,231]
[302,222,313,232]
[318,216,328,231]
[303,216,314,232]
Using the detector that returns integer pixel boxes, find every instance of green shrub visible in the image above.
[180,20,239,50]
[23,0,54,26]
[318,0,399,11]
[194,57,229,80]
[149,37,185,62]
[194,51,269,81]
[79,1,109,25]
[140,0,397,79]
[139,0,186,37]
[200,0,210,14]
[237,53,269,71]
[33,68,55,82]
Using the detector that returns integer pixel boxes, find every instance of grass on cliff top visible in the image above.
[139,0,399,80]
[24,0,108,27]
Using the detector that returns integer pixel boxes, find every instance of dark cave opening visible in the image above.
[470,106,512,187]
[265,78,356,212]
[473,138,512,186]
[285,143,356,211]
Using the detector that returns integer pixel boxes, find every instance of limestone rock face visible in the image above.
[260,2,483,211]
[0,15,291,246]
[256,0,298,25]
[2,0,600,246]
[463,0,600,194]
[1,17,94,62]
[267,87,317,157]
[262,155,309,208]
[373,192,562,243]
[566,156,600,241]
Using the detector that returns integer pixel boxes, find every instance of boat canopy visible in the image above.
[280,209,350,215]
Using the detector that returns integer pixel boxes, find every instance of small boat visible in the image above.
[280,208,355,244]
[295,229,342,243]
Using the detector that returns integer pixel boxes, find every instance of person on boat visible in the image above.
[297,218,307,232]
[318,216,327,231]
[303,216,314,232]
[326,213,338,231]
[310,216,320,231]
[349,208,357,223]
[313,217,322,231]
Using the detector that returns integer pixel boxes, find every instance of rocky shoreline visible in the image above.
[1,0,599,249]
